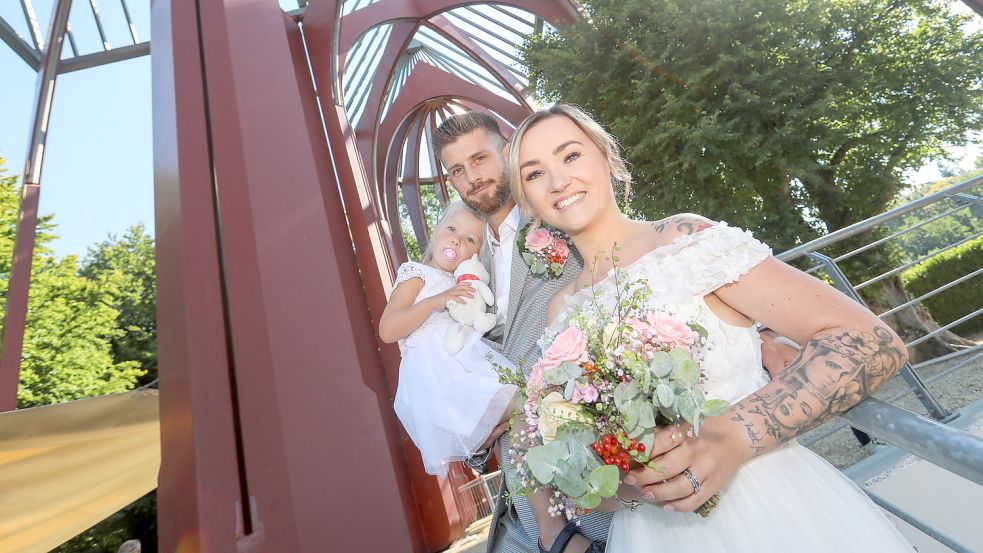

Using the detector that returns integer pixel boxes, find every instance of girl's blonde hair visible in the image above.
[421,200,489,264]
[507,104,631,213]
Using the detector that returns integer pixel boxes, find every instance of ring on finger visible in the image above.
[682,469,701,494]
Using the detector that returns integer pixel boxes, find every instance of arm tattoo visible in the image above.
[651,216,714,236]
[732,325,904,457]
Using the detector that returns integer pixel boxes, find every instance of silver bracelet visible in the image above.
[615,494,642,512]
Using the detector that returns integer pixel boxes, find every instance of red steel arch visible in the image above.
[151,1,580,551]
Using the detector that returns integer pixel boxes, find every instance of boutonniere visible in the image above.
[517,222,570,279]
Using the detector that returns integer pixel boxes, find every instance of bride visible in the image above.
[508,104,913,552]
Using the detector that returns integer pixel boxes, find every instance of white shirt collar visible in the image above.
[487,205,521,246]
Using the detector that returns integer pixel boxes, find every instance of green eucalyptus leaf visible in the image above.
[638,401,656,428]
[575,492,602,510]
[614,381,641,409]
[546,361,582,385]
[557,428,597,471]
[526,441,568,485]
[689,323,708,339]
[564,378,577,400]
[623,400,641,430]
[554,462,589,498]
[656,383,675,408]
[648,351,675,378]
[669,348,700,386]
[521,252,537,266]
[676,393,698,425]
[588,464,620,497]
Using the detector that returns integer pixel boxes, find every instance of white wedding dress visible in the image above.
[551,223,913,553]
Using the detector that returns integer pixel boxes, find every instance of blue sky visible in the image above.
[0,1,153,260]
[0,3,979,259]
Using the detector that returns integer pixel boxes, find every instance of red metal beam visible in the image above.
[152,0,244,550]
[0,0,72,412]
[302,4,459,550]
[155,0,423,550]
[340,0,579,54]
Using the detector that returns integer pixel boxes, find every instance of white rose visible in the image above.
[602,322,619,345]
[537,392,591,443]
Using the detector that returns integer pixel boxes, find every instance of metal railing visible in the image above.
[776,174,983,552]
[455,470,502,528]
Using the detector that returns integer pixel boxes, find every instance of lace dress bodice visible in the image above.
[550,223,773,403]
[394,261,456,349]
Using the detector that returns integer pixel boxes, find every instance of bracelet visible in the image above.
[615,494,641,512]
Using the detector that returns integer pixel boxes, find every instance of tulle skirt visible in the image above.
[394,328,517,477]
[607,442,913,552]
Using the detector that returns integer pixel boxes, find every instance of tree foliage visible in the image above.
[0,159,144,408]
[523,0,983,251]
[81,224,158,385]
[890,168,983,262]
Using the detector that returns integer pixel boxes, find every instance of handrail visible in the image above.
[777,175,983,263]
[839,398,983,486]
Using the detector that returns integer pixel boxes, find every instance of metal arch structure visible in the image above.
[149,1,578,552]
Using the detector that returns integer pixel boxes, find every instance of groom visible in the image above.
[432,111,612,552]
[432,112,806,552]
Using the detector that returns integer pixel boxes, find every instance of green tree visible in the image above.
[80,224,158,385]
[0,157,143,407]
[523,0,983,357]
[891,169,983,262]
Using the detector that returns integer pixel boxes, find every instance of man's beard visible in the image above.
[463,176,512,215]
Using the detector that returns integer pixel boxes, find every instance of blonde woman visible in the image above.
[508,104,913,552]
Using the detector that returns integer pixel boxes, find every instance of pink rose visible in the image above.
[552,238,570,260]
[525,227,553,253]
[527,361,547,391]
[648,313,697,349]
[542,326,589,367]
[571,382,599,404]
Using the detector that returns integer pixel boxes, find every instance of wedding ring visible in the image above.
[615,494,642,512]
[682,469,701,494]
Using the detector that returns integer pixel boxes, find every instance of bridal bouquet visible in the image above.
[496,269,728,519]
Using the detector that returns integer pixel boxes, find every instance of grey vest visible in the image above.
[485,217,613,553]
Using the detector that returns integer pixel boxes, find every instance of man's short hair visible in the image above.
[431,111,506,163]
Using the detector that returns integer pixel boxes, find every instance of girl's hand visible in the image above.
[431,282,475,308]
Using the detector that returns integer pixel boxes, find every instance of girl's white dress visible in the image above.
[551,223,913,552]
[393,261,517,477]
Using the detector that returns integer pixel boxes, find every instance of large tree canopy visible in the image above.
[0,158,144,407]
[81,224,158,386]
[523,0,983,251]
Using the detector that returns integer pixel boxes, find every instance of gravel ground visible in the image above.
[802,340,983,470]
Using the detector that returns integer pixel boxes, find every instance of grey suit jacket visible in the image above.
[485,217,613,553]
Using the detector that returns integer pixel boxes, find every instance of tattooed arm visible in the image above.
[625,252,907,512]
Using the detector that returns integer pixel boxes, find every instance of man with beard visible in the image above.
[432,111,609,553]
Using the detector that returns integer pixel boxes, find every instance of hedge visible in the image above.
[902,235,983,336]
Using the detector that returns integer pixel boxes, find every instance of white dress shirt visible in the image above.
[487,205,521,325]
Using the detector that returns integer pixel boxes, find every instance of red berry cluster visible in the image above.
[591,433,646,472]
[544,244,567,265]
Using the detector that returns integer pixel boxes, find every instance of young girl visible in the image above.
[380,201,518,477]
